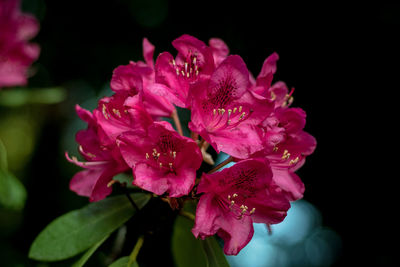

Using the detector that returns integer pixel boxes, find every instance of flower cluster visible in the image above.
[67,35,316,255]
[0,0,40,89]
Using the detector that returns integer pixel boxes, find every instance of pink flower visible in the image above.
[117,121,202,197]
[110,38,175,119]
[209,38,229,66]
[66,105,129,202]
[93,94,153,146]
[154,34,215,108]
[189,55,274,159]
[258,107,316,200]
[0,0,40,88]
[192,159,290,255]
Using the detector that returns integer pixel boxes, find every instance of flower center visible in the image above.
[171,54,199,81]
[144,133,180,172]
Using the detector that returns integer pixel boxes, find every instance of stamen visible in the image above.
[181,70,185,76]
[195,70,199,76]
[233,107,237,113]
[102,104,109,119]
[228,109,232,116]
[239,112,246,120]
[273,146,279,152]
[107,180,117,188]
[172,151,176,159]
[213,109,217,115]
[159,162,163,168]
[193,57,197,65]
[169,162,173,170]
[146,153,149,159]
[232,193,238,198]
[186,72,190,78]
[289,157,299,165]
[282,149,291,160]
[270,91,276,100]
[239,106,243,112]
[112,108,121,118]
[220,108,225,115]
[249,208,256,215]
[176,68,180,76]
[184,62,188,73]
[172,59,176,66]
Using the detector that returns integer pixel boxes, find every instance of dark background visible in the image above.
[1,1,396,266]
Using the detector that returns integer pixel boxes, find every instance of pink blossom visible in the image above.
[192,159,290,255]
[209,38,229,66]
[110,38,175,119]
[258,107,316,200]
[93,94,153,146]
[66,105,129,202]
[117,121,202,197]
[154,34,215,108]
[0,0,40,88]
[189,55,274,159]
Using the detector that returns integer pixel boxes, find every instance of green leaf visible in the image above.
[0,87,66,106]
[29,193,150,262]
[72,234,110,267]
[0,169,27,210]
[0,138,7,170]
[172,202,208,267]
[112,173,134,188]
[109,256,139,267]
[201,237,230,267]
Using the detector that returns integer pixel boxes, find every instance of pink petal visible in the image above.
[209,38,229,66]
[142,38,155,68]
[110,64,143,94]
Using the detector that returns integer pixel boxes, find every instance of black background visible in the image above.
[2,1,397,266]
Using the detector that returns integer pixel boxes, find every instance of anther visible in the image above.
[289,157,299,165]
[102,104,109,119]
[220,108,225,115]
[193,57,197,65]
[232,193,238,198]
[239,112,246,120]
[195,70,199,76]
[184,62,188,73]
[172,59,176,66]
[146,153,149,159]
[282,149,290,160]
[169,162,173,170]
[159,162,163,168]
[213,109,217,115]
[233,107,237,113]
[113,108,121,118]
[239,106,243,112]
[181,70,185,76]
[172,151,176,159]
[273,146,279,152]
[250,208,256,215]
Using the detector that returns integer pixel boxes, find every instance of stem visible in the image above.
[180,210,195,221]
[208,156,233,174]
[198,138,205,148]
[124,189,140,211]
[128,235,144,266]
[191,131,199,141]
[171,110,183,136]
